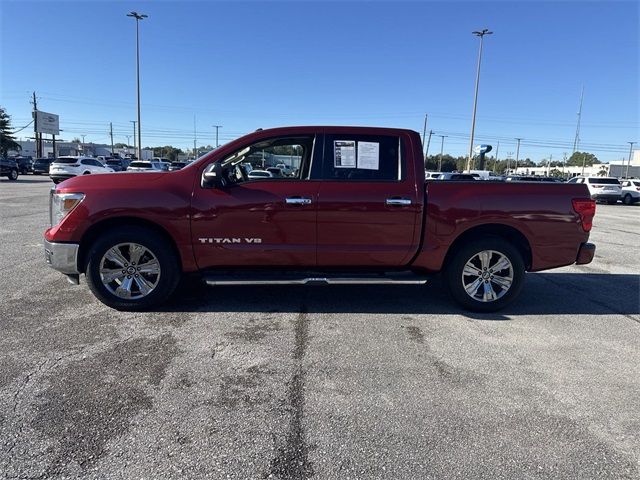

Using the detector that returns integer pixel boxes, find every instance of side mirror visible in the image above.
[201,162,225,189]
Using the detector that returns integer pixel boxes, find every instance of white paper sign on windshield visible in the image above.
[334,140,356,168]
[357,141,379,170]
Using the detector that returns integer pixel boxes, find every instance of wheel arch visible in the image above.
[77,216,182,273]
[443,223,532,271]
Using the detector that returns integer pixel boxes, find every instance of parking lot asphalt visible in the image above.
[1,176,638,480]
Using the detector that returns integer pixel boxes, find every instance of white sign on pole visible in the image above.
[36,111,60,135]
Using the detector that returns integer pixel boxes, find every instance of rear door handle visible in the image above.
[285,197,312,205]
[385,198,412,206]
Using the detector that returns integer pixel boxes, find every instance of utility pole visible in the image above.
[438,135,447,172]
[31,91,41,158]
[130,120,137,156]
[421,114,428,153]
[547,154,552,176]
[467,28,493,171]
[425,130,433,165]
[573,85,584,153]
[562,152,567,178]
[515,138,522,170]
[493,140,499,172]
[213,125,222,148]
[626,142,636,178]
[109,122,114,155]
[193,115,197,158]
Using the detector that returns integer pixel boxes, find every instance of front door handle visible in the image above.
[285,197,312,205]
[386,198,412,206]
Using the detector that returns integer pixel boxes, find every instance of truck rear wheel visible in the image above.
[445,236,525,312]
[85,226,180,311]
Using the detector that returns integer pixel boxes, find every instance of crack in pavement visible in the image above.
[267,305,314,480]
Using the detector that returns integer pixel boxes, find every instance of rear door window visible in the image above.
[320,134,401,181]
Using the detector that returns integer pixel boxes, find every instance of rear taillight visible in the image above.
[572,198,596,232]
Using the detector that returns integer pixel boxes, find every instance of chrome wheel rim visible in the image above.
[99,243,161,299]
[462,250,513,303]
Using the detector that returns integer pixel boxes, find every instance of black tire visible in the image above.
[52,178,61,184]
[445,236,525,312]
[8,169,18,181]
[623,194,632,205]
[83,171,91,175]
[85,226,181,311]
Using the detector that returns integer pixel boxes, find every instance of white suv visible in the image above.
[567,176,622,204]
[620,179,640,205]
[50,156,114,184]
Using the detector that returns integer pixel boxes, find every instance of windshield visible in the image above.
[129,161,150,168]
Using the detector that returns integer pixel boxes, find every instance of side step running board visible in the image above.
[203,271,429,286]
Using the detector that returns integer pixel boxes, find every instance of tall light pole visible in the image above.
[127,11,147,161]
[467,28,493,171]
[626,141,636,178]
[438,135,447,172]
[213,125,223,148]
[130,120,137,156]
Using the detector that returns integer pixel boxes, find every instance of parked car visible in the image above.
[169,161,189,171]
[33,158,53,175]
[126,161,166,172]
[620,179,640,205]
[567,176,622,204]
[506,176,559,182]
[275,163,294,176]
[105,158,129,172]
[266,167,285,178]
[44,125,596,313]
[435,173,478,181]
[1,157,19,180]
[13,156,33,174]
[247,169,274,179]
[49,156,115,184]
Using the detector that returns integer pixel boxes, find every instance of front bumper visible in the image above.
[44,239,80,274]
[576,242,595,265]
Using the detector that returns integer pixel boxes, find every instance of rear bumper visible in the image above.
[590,193,619,202]
[50,173,76,180]
[576,242,595,265]
[44,239,80,274]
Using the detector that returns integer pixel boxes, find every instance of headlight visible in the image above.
[50,192,84,227]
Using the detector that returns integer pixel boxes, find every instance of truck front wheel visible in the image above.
[445,236,525,312]
[85,226,180,311]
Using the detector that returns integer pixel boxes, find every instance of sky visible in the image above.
[1,0,638,163]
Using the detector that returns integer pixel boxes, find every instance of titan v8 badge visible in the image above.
[198,238,262,244]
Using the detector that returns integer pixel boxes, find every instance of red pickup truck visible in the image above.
[44,126,596,312]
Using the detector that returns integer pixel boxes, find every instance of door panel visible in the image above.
[316,133,421,267]
[191,181,319,268]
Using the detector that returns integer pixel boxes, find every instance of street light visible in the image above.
[127,11,147,161]
[467,28,493,171]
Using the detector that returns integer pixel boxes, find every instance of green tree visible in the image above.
[0,107,21,156]
[567,151,600,167]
